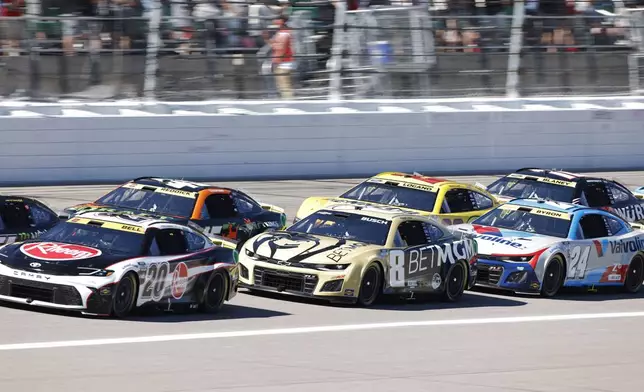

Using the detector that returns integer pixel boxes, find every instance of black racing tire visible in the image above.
[442,261,467,302]
[357,263,382,307]
[200,271,228,314]
[623,255,644,294]
[541,256,564,298]
[111,273,138,318]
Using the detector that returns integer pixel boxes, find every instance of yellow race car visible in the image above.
[238,203,478,306]
[295,172,500,226]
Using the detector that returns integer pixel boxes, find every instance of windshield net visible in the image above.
[340,182,437,212]
[96,185,196,218]
[288,210,391,245]
[39,222,145,255]
[473,206,571,238]
[487,177,575,202]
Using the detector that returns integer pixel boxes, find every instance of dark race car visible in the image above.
[62,177,288,249]
[0,195,60,245]
[485,168,644,224]
[0,211,239,317]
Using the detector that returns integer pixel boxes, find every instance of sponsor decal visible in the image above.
[326,242,368,262]
[344,289,355,296]
[592,239,605,257]
[599,264,628,283]
[473,234,524,249]
[507,173,576,188]
[328,198,422,215]
[609,237,644,254]
[398,182,437,193]
[20,242,101,261]
[171,262,189,299]
[361,217,388,225]
[608,204,644,222]
[29,262,41,268]
[13,270,51,280]
[388,238,475,287]
[431,273,441,289]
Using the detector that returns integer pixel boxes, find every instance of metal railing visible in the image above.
[1,0,644,101]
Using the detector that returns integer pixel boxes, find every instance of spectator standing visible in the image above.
[1,0,24,56]
[270,13,293,98]
[40,0,95,56]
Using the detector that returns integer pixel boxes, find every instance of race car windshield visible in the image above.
[487,177,575,202]
[473,208,571,238]
[95,186,196,218]
[39,222,145,256]
[288,211,391,245]
[340,182,437,212]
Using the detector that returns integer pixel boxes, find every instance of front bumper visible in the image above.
[238,259,359,303]
[475,259,541,294]
[0,265,115,315]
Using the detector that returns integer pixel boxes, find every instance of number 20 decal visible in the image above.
[141,262,170,301]
[388,250,405,287]
[568,245,591,279]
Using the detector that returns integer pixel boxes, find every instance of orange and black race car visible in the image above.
[62,177,287,248]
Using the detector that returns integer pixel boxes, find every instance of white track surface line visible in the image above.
[3,311,644,351]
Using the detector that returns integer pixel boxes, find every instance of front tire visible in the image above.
[624,255,644,293]
[200,271,228,314]
[442,261,467,302]
[357,263,382,307]
[111,273,138,318]
[541,256,564,297]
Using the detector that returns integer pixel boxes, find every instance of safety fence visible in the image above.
[1,0,644,100]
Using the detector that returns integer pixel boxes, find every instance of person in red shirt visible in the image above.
[1,0,24,56]
[270,14,294,99]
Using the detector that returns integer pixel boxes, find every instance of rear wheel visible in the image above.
[541,256,564,298]
[357,263,382,307]
[200,271,228,314]
[442,261,467,302]
[111,273,138,318]
[624,255,644,293]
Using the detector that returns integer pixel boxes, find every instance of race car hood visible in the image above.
[450,224,561,256]
[295,196,432,220]
[0,240,133,276]
[633,186,644,200]
[243,231,378,265]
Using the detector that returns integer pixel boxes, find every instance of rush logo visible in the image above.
[19,242,101,261]
[609,237,644,254]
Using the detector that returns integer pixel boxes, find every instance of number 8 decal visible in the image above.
[568,245,591,279]
[388,250,405,287]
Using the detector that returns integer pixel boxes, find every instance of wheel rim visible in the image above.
[114,277,134,314]
[626,258,644,291]
[543,260,562,295]
[360,266,379,303]
[447,263,465,297]
[206,274,225,308]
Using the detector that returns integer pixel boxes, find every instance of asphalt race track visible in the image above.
[2,171,644,392]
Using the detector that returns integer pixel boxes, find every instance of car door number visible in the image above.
[141,261,171,302]
[568,245,591,279]
[388,250,405,287]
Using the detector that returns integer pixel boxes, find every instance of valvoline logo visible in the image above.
[471,225,524,249]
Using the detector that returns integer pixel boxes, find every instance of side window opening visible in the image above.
[184,230,207,252]
[153,229,188,255]
[422,222,445,243]
[605,216,628,236]
[397,221,429,247]
[233,193,261,215]
[443,189,475,213]
[0,202,33,230]
[27,202,56,226]
[205,194,237,219]
[582,182,612,207]
[469,191,494,211]
[605,181,634,205]
[579,214,610,239]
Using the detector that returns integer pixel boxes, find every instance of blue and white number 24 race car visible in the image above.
[452,199,644,297]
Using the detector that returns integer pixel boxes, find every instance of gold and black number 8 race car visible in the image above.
[238,203,478,306]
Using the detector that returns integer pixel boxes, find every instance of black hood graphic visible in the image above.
[0,240,133,276]
[251,232,347,263]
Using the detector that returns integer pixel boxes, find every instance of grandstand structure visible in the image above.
[0,0,643,100]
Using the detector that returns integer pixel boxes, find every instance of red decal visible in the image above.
[20,242,101,261]
[593,240,603,257]
[599,265,628,283]
[389,172,447,184]
[171,262,189,299]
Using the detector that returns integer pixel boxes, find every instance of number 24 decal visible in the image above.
[141,262,170,301]
[568,245,591,279]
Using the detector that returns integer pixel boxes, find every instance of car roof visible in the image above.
[315,202,430,221]
[370,172,466,191]
[505,198,590,213]
[70,211,175,231]
[511,168,592,183]
[131,177,233,193]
